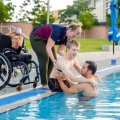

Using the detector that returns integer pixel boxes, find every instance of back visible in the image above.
[77,82,98,97]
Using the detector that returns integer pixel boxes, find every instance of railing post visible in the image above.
[46,0,50,24]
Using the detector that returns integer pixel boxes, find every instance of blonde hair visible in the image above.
[68,23,82,34]
[66,40,80,49]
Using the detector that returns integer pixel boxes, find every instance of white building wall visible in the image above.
[93,0,104,22]
[104,0,110,21]
[92,0,110,22]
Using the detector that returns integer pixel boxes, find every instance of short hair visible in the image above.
[66,40,80,49]
[68,24,82,34]
[85,61,97,75]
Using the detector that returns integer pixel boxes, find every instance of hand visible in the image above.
[55,70,66,81]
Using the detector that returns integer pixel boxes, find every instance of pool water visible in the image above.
[1,72,120,120]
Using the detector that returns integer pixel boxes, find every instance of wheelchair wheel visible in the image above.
[8,61,29,87]
[27,62,32,73]
[0,53,12,90]
[28,61,40,88]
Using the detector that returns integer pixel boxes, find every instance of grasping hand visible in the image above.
[55,70,66,81]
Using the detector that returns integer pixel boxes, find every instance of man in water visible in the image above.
[57,61,99,98]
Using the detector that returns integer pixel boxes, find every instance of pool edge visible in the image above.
[0,65,120,114]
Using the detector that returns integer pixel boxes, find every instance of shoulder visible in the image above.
[51,24,66,33]
[51,24,64,28]
[94,74,101,83]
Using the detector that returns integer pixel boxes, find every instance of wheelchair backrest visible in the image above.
[0,34,12,52]
[0,34,25,52]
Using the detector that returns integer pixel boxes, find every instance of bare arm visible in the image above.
[57,59,97,87]
[6,29,15,36]
[46,37,56,64]
[73,58,81,74]
[18,36,24,47]
[57,44,66,56]
[58,80,83,94]
[57,59,88,82]
[65,78,76,86]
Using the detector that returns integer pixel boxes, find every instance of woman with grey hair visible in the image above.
[6,27,23,53]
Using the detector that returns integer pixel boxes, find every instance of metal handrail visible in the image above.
[0,25,29,39]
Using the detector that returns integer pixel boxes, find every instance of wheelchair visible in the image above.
[0,53,12,90]
[0,33,40,91]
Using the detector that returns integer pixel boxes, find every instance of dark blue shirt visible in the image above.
[50,24,67,45]
[34,24,68,45]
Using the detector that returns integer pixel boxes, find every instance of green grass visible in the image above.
[77,38,112,52]
[25,39,32,49]
[25,38,112,52]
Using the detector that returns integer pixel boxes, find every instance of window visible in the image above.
[106,8,110,15]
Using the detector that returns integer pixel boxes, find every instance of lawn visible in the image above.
[77,38,112,52]
[25,39,32,49]
[25,38,112,52]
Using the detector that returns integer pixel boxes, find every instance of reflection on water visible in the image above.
[1,72,120,120]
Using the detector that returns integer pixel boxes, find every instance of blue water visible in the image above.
[1,72,120,120]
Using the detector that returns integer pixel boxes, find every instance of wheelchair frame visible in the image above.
[0,34,40,91]
[0,53,12,90]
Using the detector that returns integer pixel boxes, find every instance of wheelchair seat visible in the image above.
[5,52,32,63]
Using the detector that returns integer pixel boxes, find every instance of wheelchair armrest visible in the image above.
[21,48,28,53]
[2,48,17,54]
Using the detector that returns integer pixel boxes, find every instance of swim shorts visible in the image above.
[48,78,70,92]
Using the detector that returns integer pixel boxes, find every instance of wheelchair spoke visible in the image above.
[8,61,29,87]
[0,53,12,90]
[0,75,5,82]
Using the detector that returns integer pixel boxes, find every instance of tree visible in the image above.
[78,11,97,37]
[16,0,55,25]
[6,2,16,21]
[79,11,96,30]
[106,14,111,26]
[58,0,97,37]
[59,0,95,24]
[28,6,55,26]
[0,0,9,22]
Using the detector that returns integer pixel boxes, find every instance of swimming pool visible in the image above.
[0,72,120,120]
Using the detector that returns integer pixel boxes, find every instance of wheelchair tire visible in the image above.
[0,53,12,90]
